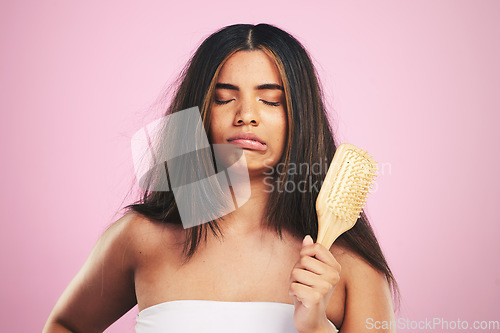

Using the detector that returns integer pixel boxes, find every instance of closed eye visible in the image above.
[214,99,233,105]
[260,100,281,107]
[215,99,281,107]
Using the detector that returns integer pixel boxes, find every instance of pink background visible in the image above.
[1,1,499,332]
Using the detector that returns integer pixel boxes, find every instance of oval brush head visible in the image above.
[316,143,378,249]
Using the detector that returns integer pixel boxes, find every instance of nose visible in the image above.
[234,100,260,126]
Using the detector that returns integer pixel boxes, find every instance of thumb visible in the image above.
[302,235,314,247]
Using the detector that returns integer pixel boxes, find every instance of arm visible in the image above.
[43,213,139,333]
[334,250,396,333]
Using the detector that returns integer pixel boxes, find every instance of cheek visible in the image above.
[267,111,288,153]
[276,112,288,143]
[278,114,289,158]
[208,111,226,142]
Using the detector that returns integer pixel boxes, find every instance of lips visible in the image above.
[227,132,267,151]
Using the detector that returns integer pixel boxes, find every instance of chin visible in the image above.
[246,159,277,175]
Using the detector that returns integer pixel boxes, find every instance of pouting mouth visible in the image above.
[227,132,266,145]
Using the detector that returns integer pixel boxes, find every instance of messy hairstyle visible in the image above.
[124,23,399,301]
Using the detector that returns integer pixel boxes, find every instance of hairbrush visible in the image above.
[316,143,378,249]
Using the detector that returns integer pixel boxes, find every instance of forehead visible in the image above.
[217,50,282,84]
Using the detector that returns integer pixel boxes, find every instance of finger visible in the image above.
[300,243,340,269]
[299,242,335,264]
[289,282,322,309]
[290,267,336,296]
[294,254,329,276]
[302,235,314,247]
[290,266,319,287]
[295,255,341,286]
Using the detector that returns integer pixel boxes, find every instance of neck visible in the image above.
[216,174,273,236]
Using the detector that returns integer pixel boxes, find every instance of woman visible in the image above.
[44,23,398,333]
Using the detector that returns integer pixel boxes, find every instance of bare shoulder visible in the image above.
[329,241,388,287]
[43,211,185,332]
[113,211,186,264]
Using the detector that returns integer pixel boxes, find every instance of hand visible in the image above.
[289,235,341,333]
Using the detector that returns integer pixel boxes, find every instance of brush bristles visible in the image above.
[326,149,377,223]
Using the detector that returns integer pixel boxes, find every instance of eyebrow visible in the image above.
[215,83,284,91]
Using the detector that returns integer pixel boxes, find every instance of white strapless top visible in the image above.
[135,300,338,332]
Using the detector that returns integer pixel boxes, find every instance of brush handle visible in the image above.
[317,209,343,249]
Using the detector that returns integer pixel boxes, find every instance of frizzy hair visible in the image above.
[123,23,399,304]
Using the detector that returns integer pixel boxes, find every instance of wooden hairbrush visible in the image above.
[316,143,378,249]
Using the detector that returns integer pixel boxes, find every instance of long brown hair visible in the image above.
[124,23,399,302]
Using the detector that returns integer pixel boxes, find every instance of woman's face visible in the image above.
[209,50,287,175]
